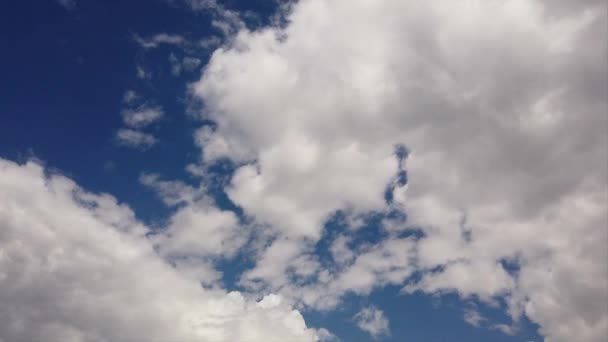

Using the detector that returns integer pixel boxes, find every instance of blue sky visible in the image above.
[0,1,606,342]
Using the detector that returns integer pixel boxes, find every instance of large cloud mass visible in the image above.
[0,159,322,342]
[2,0,605,341]
[192,0,607,341]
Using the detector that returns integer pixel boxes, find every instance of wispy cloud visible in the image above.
[463,307,486,327]
[115,129,157,149]
[56,0,76,11]
[169,53,202,76]
[354,306,390,339]
[121,106,164,128]
[133,33,186,49]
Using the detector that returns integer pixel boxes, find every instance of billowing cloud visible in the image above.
[140,172,249,285]
[190,0,607,341]
[0,158,325,342]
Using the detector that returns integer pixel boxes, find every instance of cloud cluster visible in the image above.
[114,91,164,149]
[0,158,329,342]
[190,0,607,341]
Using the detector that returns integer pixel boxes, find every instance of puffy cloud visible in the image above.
[140,172,205,206]
[139,173,249,285]
[190,0,607,341]
[155,199,246,259]
[114,128,157,149]
[0,158,325,342]
[354,306,390,339]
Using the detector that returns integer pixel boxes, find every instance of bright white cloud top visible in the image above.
[193,0,607,341]
[0,160,323,342]
[0,0,606,341]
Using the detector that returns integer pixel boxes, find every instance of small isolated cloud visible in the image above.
[122,90,140,105]
[121,106,164,128]
[182,56,202,72]
[354,306,390,339]
[492,323,519,336]
[103,160,117,173]
[134,33,186,49]
[56,0,76,10]
[463,307,486,327]
[115,129,157,149]
[169,53,202,76]
[136,65,152,80]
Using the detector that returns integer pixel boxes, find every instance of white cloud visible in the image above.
[134,33,186,49]
[136,65,152,80]
[170,53,203,76]
[492,323,519,336]
[139,173,249,285]
[354,306,390,339]
[190,0,607,341]
[463,307,486,327]
[200,35,222,49]
[174,0,244,35]
[140,172,205,206]
[121,106,164,128]
[122,89,140,105]
[0,158,325,342]
[183,56,203,71]
[115,128,157,149]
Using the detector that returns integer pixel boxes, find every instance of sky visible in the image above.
[0,1,606,341]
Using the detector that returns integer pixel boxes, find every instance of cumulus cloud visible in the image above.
[115,128,157,149]
[354,306,390,339]
[139,173,249,285]
[0,158,326,342]
[189,0,607,341]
